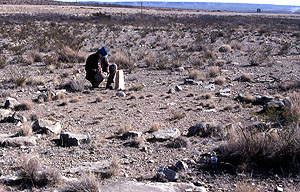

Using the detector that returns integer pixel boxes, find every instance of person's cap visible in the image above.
[98,46,109,58]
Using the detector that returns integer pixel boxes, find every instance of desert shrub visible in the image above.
[278,41,292,55]
[189,57,204,67]
[249,45,272,66]
[214,76,226,85]
[26,76,45,86]
[43,55,60,68]
[149,123,160,133]
[95,95,103,103]
[170,110,186,121]
[167,136,190,148]
[215,59,226,67]
[117,124,132,136]
[278,81,300,91]
[15,77,27,87]
[18,156,61,187]
[27,50,42,64]
[217,92,300,173]
[208,66,220,78]
[102,156,120,179]
[57,46,85,63]
[188,70,201,80]
[92,12,111,19]
[0,56,7,69]
[219,44,231,52]
[238,73,253,82]
[128,84,143,91]
[234,182,260,192]
[62,172,99,192]
[14,101,32,111]
[113,51,134,70]
[17,123,32,136]
[144,55,155,67]
[230,40,242,50]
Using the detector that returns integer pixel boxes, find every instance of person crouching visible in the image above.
[85,46,117,89]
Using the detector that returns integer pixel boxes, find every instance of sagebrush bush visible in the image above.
[217,93,300,173]
[208,66,220,78]
[57,46,85,63]
[27,50,42,64]
[0,56,7,69]
[62,172,99,192]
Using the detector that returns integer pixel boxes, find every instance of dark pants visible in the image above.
[87,64,117,88]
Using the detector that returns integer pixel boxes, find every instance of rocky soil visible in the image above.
[0,1,300,191]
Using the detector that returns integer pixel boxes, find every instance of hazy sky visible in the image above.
[57,0,300,6]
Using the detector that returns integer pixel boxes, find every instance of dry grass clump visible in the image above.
[95,95,103,103]
[204,49,216,59]
[219,44,232,52]
[215,59,226,67]
[149,123,160,133]
[18,123,33,136]
[70,96,80,103]
[58,99,69,106]
[234,182,260,192]
[114,50,132,70]
[218,94,300,173]
[167,136,190,148]
[18,156,62,187]
[27,50,42,64]
[188,70,206,81]
[57,46,85,63]
[208,66,220,78]
[130,136,145,148]
[102,156,120,179]
[129,92,137,100]
[62,172,99,192]
[15,77,27,87]
[144,55,156,67]
[47,64,56,73]
[14,101,32,111]
[128,84,144,91]
[170,110,186,121]
[230,40,242,50]
[239,73,253,82]
[214,76,226,85]
[0,56,7,69]
[26,76,45,86]
[278,80,300,91]
[117,124,133,136]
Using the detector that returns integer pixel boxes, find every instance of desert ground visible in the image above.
[0,1,300,191]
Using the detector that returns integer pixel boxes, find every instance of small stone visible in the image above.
[12,112,27,123]
[205,84,215,91]
[276,186,284,192]
[184,78,202,85]
[116,91,126,97]
[60,132,90,147]
[153,128,181,141]
[168,88,175,94]
[217,88,231,97]
[175,160,188,171]
[37,93,47,102]
[4,97,20,109]
[187,122,218,137]
[0,135,37,147]
[32,119,62,134]
[173,67,184,72]
[0,109,12,120]
[157,167,178,181]
[122,131,142,139]
[175,85,182,92]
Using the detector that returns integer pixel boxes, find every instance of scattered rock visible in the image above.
[219,45,231,52]
[116,91,126,97]
[11,112,27,123]
[276,186,284,192]
[32,119,62,134]
[4,97,20,109]
[184,78,202,85]
[0,108,12,120]
[217,88,231,97]
[100,181,206,192]
[187,122,220,137]
[0,134,37,147]
[0,175,23,186]
[173,67,184,72]
[37,93,48,102]
[175,160,188,171]
[205,84,215,91]
[157,167,178,181]
[122,131,142,139]
[168,88,175,94]
[175,85,182,92]
[153,128,181,141]
[60,132,90,147]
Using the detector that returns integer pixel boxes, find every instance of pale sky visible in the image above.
[58,0,300,6]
